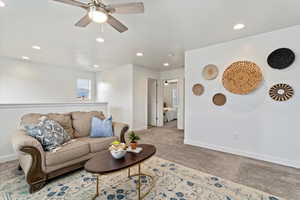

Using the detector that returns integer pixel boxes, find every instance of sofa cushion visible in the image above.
[21,113,74,138]
[45,140,89,166]
[72,111,105,138]
[90,116,114,138]
[47,113,74,138]
[77,136,118,153]
[20,113,43,126]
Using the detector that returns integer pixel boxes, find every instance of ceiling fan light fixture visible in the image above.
[88,6,108,23]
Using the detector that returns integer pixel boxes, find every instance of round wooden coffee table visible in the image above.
[84,144,156,200]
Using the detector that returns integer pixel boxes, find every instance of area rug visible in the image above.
[0,157,283,200]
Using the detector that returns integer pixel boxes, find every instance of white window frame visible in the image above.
[76,79,92,100]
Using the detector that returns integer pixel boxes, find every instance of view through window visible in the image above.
[77,79,91,100]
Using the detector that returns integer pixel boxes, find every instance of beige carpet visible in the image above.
[1,126,299,199]
[163,120,177,128]
[0,157,284,200]
[136,126,300,200]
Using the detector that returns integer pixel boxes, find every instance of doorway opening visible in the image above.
[163,79,178,129]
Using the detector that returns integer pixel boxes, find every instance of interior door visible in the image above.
[148,79,157,126]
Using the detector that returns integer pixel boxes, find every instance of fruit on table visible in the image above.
[109,142,126,151]
[111,140,121,145]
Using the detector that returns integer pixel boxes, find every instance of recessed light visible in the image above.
[136,52,143,57]
[96,37,104,43]
[93,64,99,68]
[0,1,5,7]
[22,56,30,60]
[163,63,169,66]
[32,45,41,50]
[233,23,245,30]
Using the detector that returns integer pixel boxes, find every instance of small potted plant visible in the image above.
[128,131,140,150]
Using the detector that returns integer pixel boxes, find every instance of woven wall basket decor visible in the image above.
[269,83,294,101]
[222,61,263,95]
[213,93,226,106]
[192,84,204,96]
[202,64,219,80]
[267,48,295,70]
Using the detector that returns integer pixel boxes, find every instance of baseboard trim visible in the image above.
[133,126,148,131]
[0,154,17,163]
[184,139,300,169]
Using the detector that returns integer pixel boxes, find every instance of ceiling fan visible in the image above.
[52,0,144,33]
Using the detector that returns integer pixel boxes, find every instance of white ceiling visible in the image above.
[0,0,300,71]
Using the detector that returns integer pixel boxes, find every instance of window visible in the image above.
[76,79,91,100]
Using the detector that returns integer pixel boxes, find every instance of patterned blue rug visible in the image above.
[0,157,283,200]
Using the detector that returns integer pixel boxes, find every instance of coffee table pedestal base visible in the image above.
[92,163,155,200]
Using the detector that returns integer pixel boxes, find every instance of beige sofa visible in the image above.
[11,111,129,193]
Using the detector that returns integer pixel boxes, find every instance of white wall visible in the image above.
[185,25,300,168]
[96,64,134,128]
[0,57,105,163]
[133,65,159,130]
[160,68,185,80]
[132,66,184,129]
[96,64,160,130]
[0,57,96,103]
[96,65,185,130]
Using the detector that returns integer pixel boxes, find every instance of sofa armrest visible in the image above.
[12,130,44,154]
[112,122,129,143]
[11,130,47,192]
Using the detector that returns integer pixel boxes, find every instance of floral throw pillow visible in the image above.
[24,117,71,151]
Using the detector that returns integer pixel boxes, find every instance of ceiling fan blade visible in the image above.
[52,0,88,9]
[107,15,128,33]
[75,14,92,27]
[106,2,144,14]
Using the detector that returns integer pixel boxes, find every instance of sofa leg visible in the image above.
[29,181,46,193]
[20,146,47,193]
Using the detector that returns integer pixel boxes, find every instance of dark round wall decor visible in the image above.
[269,83,294,101]
[213,93,226,106]
[267,48,295,69]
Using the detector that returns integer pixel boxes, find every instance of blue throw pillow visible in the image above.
[90,116,114,138]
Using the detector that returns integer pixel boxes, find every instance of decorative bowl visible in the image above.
[110,149,127,159]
